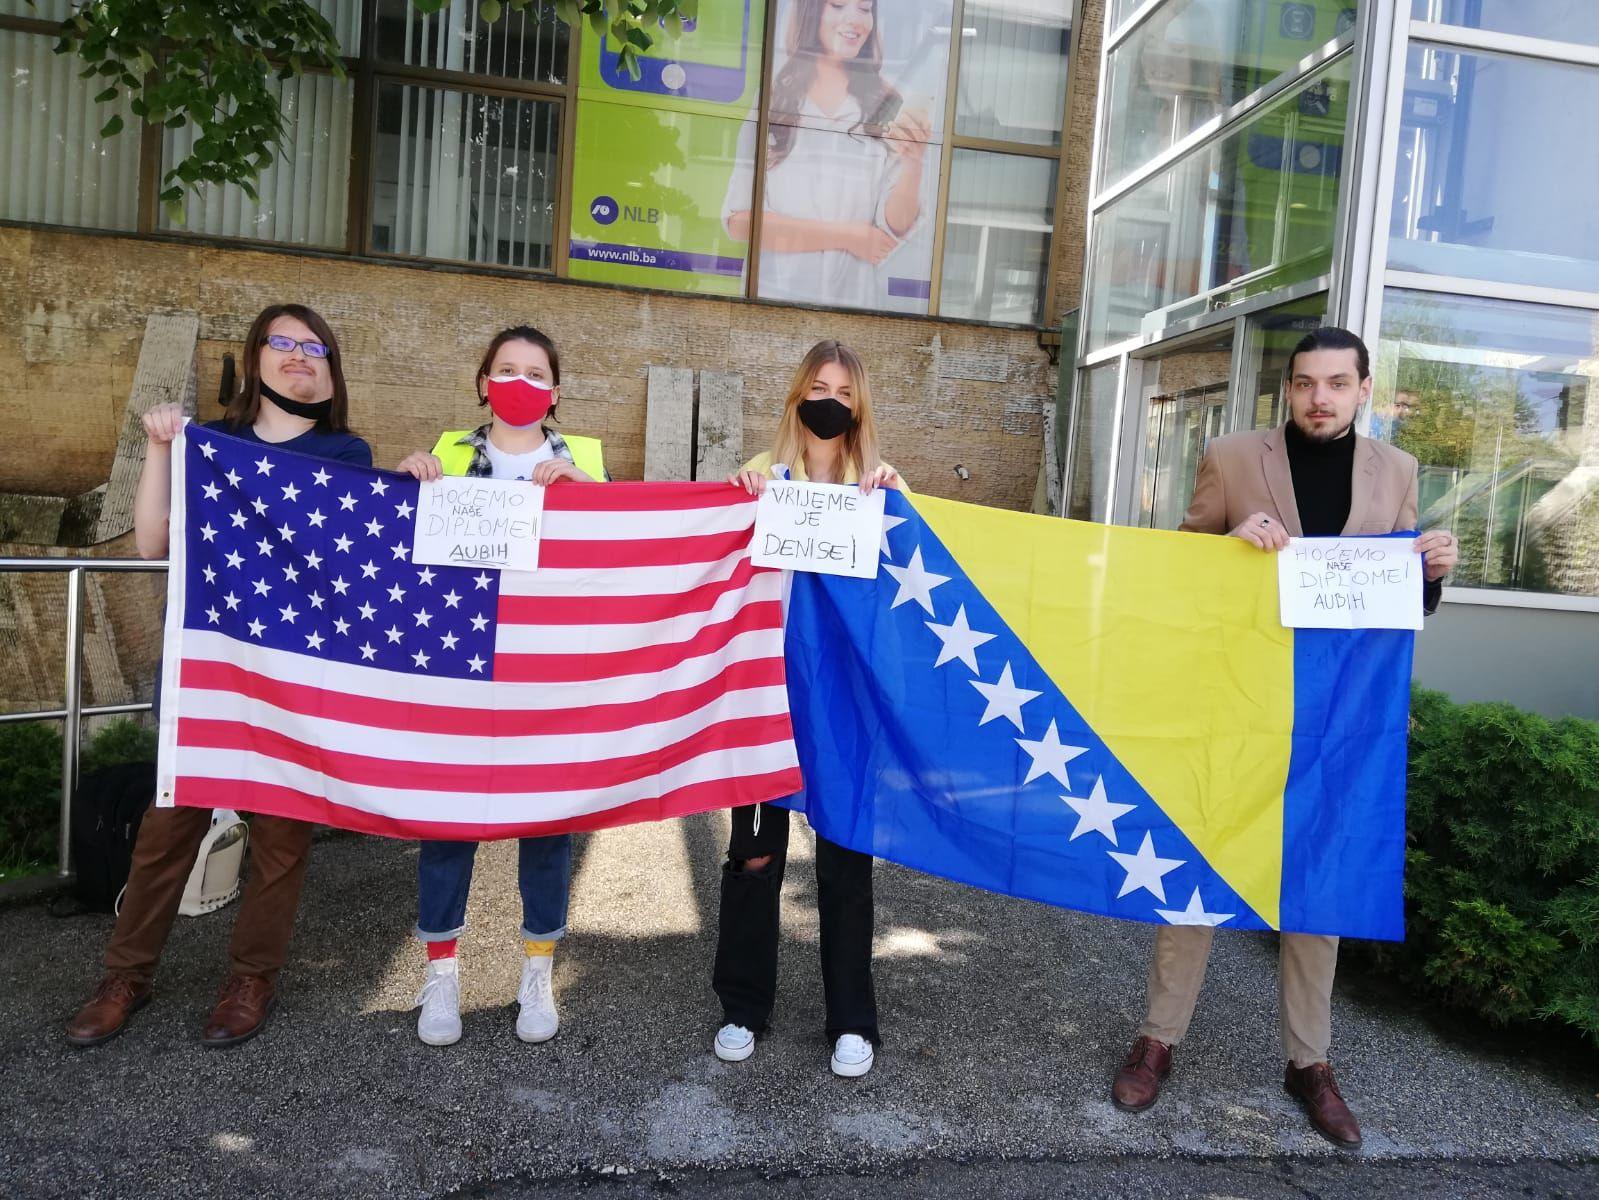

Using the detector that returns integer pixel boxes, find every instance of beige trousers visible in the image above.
[1137,925,1338,1068]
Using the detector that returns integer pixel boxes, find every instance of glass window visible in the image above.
[955,0,1071,148]
[940,149,1055,324]
[1099,0,1358,189]
[0,30,140,230]
[312,0,364,55]
[1085,57,1349,350]
[1375,290,1599,598]
[376,0,567,84]
[1108,0,1150,32]
[1134,327,1233,529]
[370,82,560,269]
[161,73,353,248]
[1410,1,1599,48]
[1067,362,1122,522]
[1245,293,1328,428]
[1388,45,1599,293]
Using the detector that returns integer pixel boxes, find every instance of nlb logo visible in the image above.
[590,195,661,227]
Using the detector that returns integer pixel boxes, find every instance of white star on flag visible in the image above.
[254,456,274,476]
[417,568,435,586]
[1155,889,1234,927]
[414,608,433,627]
[331,576,350,595]
[224,469,242,487]
[1061,777,1136,844]
[970,662,1041,731]
[205,607,219,624]
[385,625,404,644]
[304,551,322,570]
[359,642,376,661]
[198,440,217,460]
[880,514,906,559]
[360,561,379,579]
[200,523,216,542]
[387,583,406,603]
[1108,832,1185,902]
[925,604,996,672]
[277,522,295,542]
[443,590,461,608]
[390,542,409,561]
[357,602,376,621]
[334,534,352,553]
[305,631,325,651]
[251,498,269,516]
[307,509,326,528]
[281,482,300,502]
[254,537,273,557]
[474,572,492,590]
[225,551,244,570]
[370,477,389,496]
[884,547,950,615]
[247,619,265,638]
[223,591,241,611]
[333,617,350,635]
[307,591,324,609]
[278,604,299,624]
[440,632,459,650]
[412,650,430,668]
[229,511,247,529]
[252,579,272,597]
[1016,719,1089,787]
[311,468,331,486]
[202,566,216,584]
[365,518,384,538]
[201,483,221,501]
[467,655,486,673]
[395,500,414,519]
[282,563,300,583]
[338,492,358,511]
[470,613,489,632]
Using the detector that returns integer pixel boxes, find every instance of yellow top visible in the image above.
[741,450,907,491]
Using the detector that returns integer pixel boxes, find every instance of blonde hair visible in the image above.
[769,340,882,482]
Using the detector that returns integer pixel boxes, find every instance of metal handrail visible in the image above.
[0,556,169,878]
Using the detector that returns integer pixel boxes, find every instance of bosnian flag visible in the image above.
[156,426,801,839]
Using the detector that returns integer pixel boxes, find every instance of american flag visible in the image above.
[156,426,802,839]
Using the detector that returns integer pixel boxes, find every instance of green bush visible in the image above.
[1361,686,1599,1044]
[0,718,157,876]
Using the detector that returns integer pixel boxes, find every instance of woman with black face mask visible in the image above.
[67,304,370,1052]
[713,338,901,1079]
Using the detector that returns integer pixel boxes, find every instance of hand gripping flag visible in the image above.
[157,427,801,839]
[781,491,1413,941]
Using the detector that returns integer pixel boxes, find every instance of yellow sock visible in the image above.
[523,938,556,957]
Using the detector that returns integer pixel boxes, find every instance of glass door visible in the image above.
[1130,326,1235,529]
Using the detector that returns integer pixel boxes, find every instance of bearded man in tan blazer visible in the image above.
[1109,328,1459,1147]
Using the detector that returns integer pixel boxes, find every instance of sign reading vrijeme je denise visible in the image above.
[750,480,885,579]
[1278,536,1423,630]
[412,478,544,572]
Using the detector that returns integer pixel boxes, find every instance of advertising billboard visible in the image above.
[568,3,765,296]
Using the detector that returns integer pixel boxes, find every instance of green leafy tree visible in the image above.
[34,0,696,214]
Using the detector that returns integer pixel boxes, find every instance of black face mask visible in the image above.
[260,379,333,422]
[797,396,855,441]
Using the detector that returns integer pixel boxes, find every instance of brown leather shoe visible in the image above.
[1112,1035,1172,1112]
[200,974,276,1048]
[1285,1061,1363,1147]
[65,972,152,1047]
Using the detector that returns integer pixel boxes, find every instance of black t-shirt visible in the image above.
[202,418,372,468]
[1283,420,1355,537]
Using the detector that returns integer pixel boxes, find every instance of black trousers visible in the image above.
[711,802,879,1044]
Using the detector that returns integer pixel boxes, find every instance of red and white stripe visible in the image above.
[159,480,801,840]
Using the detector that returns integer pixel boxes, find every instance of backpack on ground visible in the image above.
[65,761,156,914]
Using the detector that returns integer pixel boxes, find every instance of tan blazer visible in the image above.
[1180,425,1420,538]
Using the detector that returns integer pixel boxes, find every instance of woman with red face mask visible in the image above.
[395,325,605,1048]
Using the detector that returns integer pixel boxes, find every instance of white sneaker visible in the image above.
[714,1023,755,1062]
[516,955,559,1043]
[830,1033,874,1078]
[415,958,462,1046]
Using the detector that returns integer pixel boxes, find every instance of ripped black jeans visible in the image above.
[711,801,879,1045]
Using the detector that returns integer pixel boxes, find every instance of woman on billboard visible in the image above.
[723,0,934,310]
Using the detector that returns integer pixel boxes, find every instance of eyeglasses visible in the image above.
[264,333,329,359]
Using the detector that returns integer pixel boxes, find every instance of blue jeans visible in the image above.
[415,835,573,942]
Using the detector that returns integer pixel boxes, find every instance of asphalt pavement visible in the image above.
[2,813,1595,1198]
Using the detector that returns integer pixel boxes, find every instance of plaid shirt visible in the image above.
[451,423,577,479]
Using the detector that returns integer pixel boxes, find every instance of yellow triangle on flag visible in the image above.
[912,494,1292,930]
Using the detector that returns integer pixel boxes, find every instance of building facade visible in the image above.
[0,1,1093,716]
[1064,0,1599,718]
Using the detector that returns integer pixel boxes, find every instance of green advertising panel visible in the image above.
[568,3,765,295]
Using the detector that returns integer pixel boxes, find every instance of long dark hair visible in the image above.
[224,303,352,433]
[475,325,563,421]
[768,0,900,170]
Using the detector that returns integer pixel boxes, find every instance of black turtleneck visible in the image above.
[1283,420,1355,537]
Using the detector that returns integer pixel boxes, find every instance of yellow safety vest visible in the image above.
[430,430,606,481]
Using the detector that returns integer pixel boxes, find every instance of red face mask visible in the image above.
[484,375,555,428]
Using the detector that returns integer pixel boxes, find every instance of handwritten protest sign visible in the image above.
[751,479,885,579]
[1278,536,1422,630]
[412,478,544,572]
